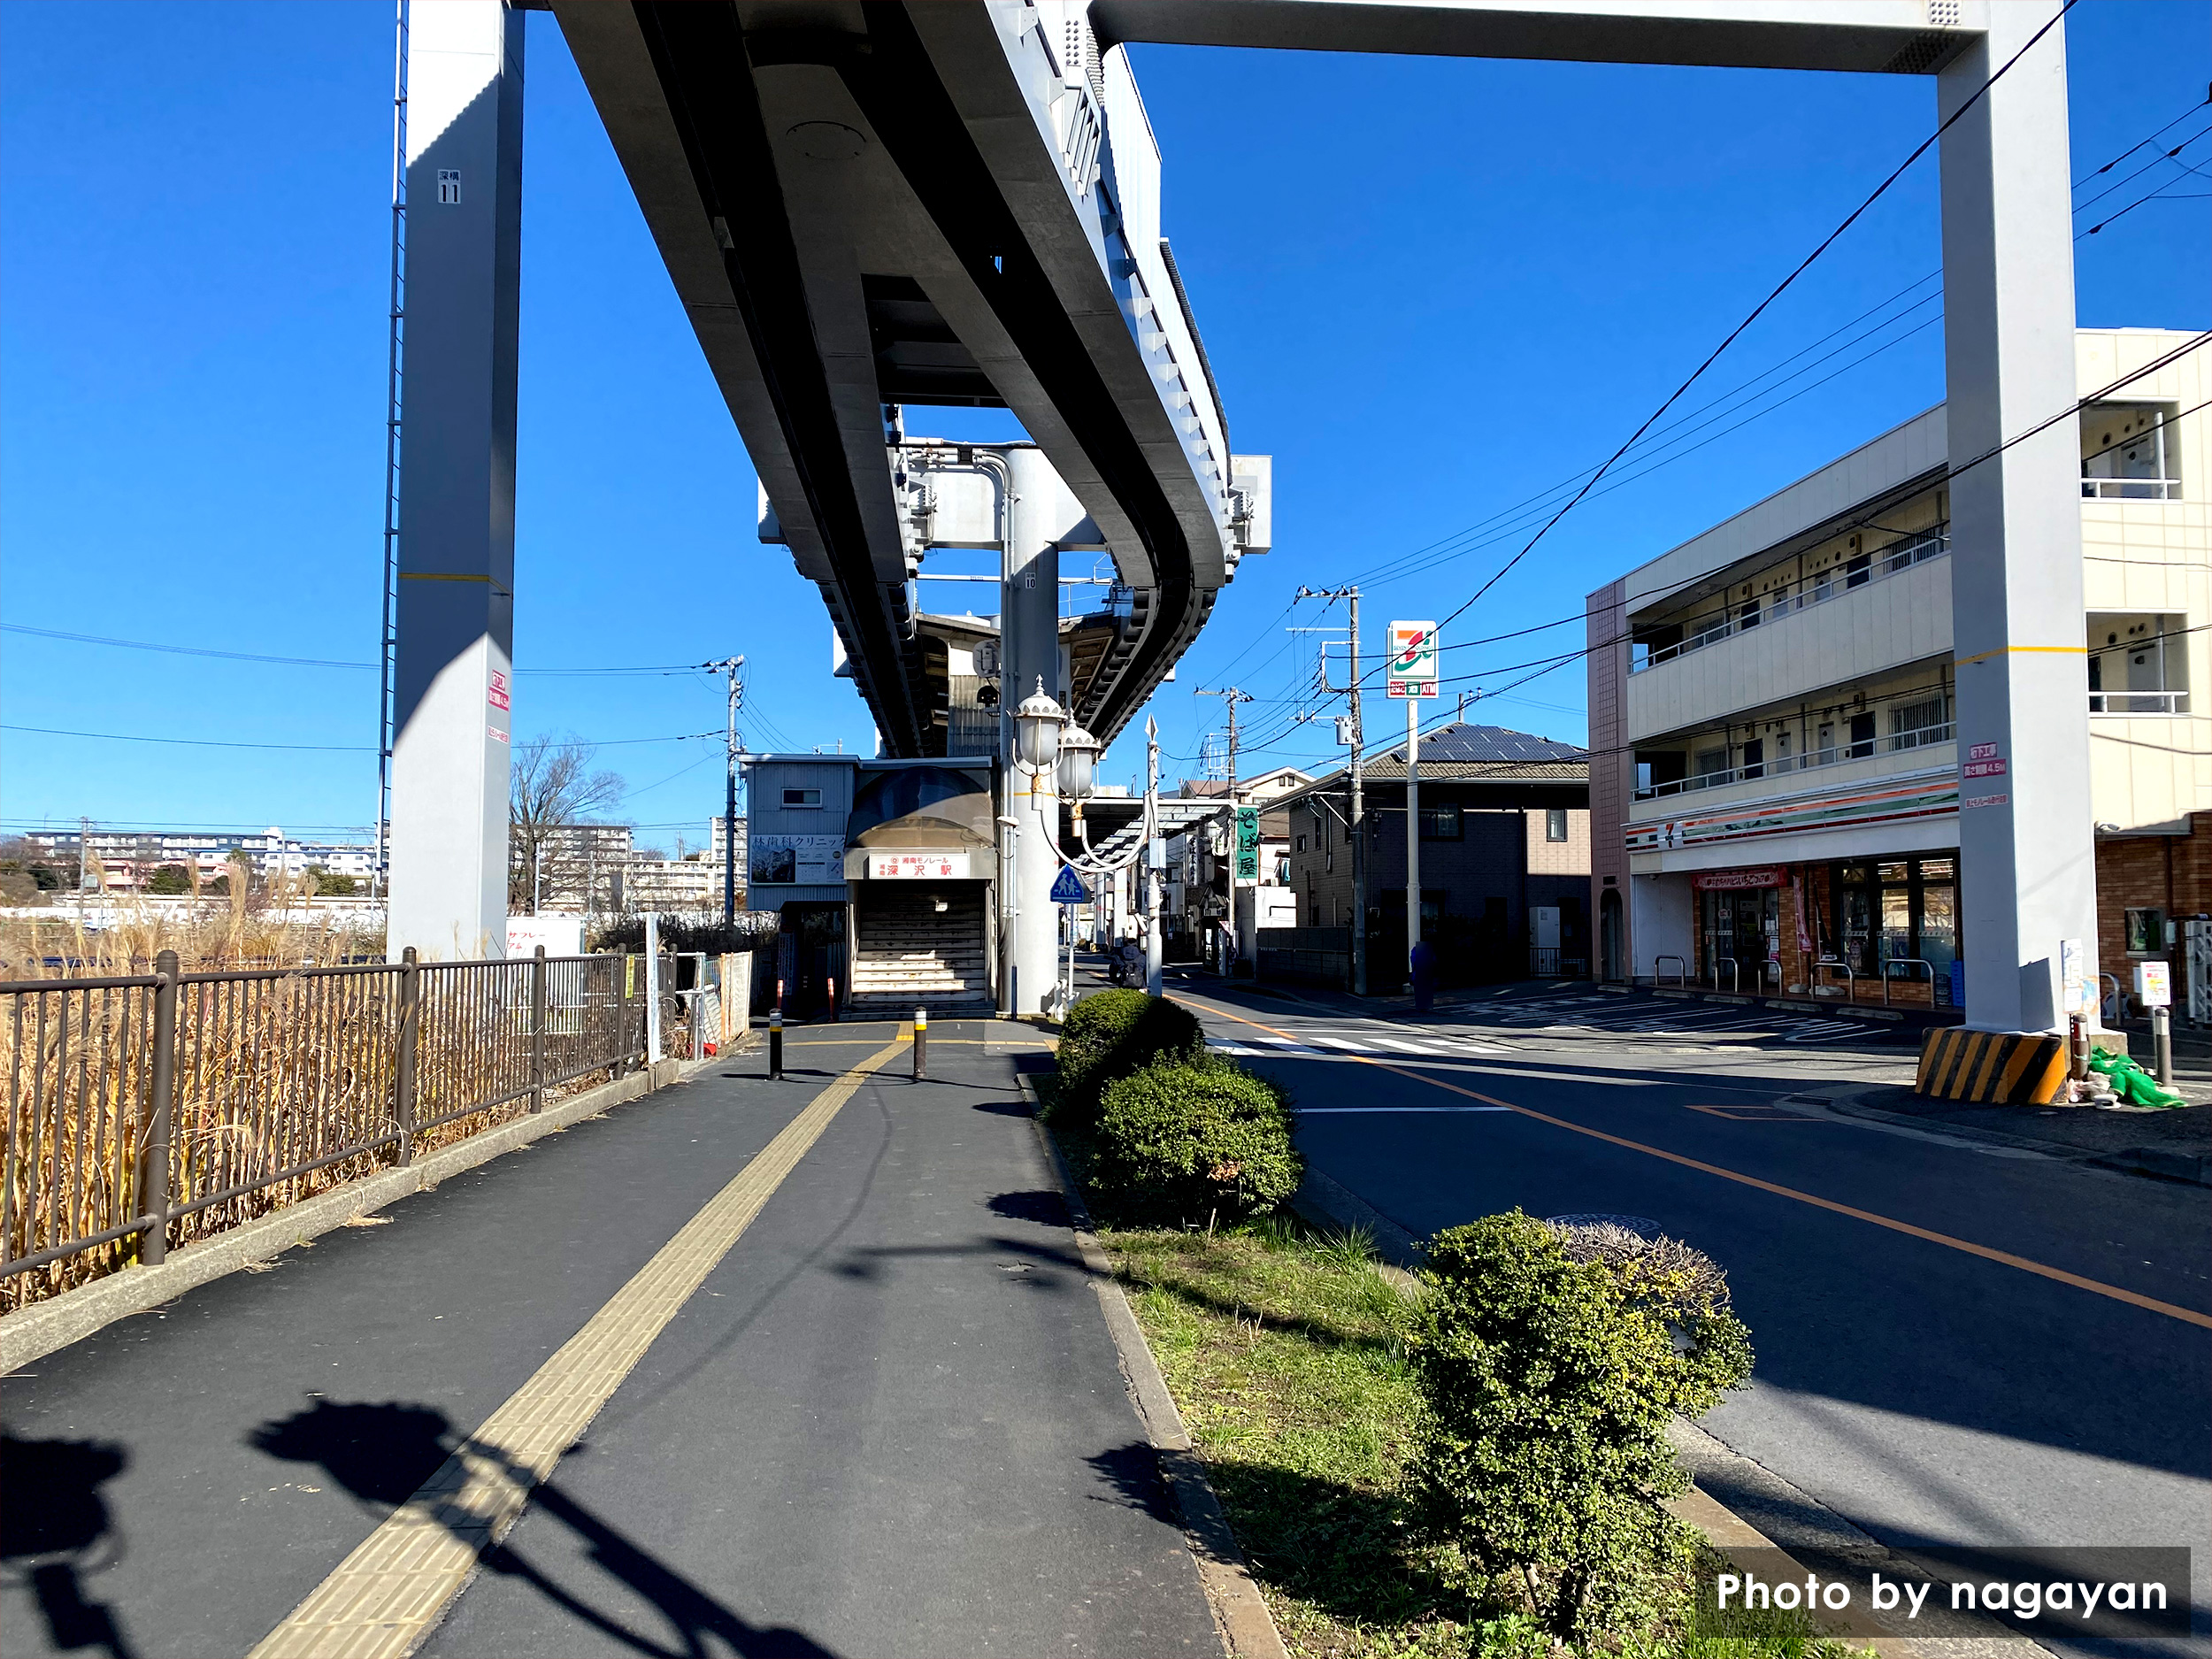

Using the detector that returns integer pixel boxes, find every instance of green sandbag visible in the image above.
[2085,1045,2188,1109]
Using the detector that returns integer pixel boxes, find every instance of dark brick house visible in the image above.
[1277,724,1590,987]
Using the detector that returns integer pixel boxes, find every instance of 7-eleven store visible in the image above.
[1620,772,1963,1012]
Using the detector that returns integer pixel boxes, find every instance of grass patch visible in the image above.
[1097,1216,1867,1659]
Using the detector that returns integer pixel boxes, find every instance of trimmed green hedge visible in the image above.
[1405,1211,1753,1647]
[1052,990,1204,1131]
[1091,1056,1302,1222]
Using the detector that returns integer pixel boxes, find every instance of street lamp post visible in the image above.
[1056,720,1099,1004]
[1010,679,1066,1017]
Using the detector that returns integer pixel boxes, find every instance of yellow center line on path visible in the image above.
[1185,996,2212,1333]
[247,1035,911,1659]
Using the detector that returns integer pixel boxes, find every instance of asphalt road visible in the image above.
[1,1022,1219,1659]
[1162,970,2212,1654]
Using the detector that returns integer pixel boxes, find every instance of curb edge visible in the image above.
[1022,1084,1290,1659]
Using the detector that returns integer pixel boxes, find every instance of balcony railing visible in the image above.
[2089,690,2189,715]
[2082,477,2181,501]
[1637,722,1954,800]
[1632,527,1948,673]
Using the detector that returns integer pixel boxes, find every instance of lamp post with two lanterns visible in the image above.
[1007,677,1099,1017]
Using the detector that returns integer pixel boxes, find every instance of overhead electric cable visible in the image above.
[0,622,705,678]
[2085,187,2211,237]
[3,724,721,753]
[1406,3,2078,653]
[2071,93,2211,188]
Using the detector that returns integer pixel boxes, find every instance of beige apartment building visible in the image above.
[1586,328,2207,1018]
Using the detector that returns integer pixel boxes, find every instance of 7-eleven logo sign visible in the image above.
[1387,620,1439,698]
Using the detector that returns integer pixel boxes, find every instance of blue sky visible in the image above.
[3,1,2204,847]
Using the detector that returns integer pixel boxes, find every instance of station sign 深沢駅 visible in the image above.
[867,850,968,880]
[1387,620,1440,699]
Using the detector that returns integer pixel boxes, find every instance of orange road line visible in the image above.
[1186,996,2212,1332]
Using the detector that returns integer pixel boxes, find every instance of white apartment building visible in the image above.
[24,827,378,889]
[1587,328,2207,1018]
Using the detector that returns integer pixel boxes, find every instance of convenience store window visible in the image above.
[1831,855,1957,1004]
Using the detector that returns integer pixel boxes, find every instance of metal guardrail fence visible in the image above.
[1,949,664,1310]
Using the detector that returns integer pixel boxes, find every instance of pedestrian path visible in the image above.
[0,1021,1221,1659]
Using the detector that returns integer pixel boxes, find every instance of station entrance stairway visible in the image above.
[846,883,993,1018]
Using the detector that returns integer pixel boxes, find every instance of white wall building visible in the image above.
[1587,329,2208,1018]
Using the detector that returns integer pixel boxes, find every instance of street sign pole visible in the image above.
[1406,692,1419,980]
[1050,864,1087,1011]
[1388,621,1439,992]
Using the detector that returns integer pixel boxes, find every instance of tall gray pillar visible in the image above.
[388,0,526,961]
[1938,1,2095,1033]
[1005,447,1064,1016]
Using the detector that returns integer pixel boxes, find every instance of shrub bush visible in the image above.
[1405,1210,1752,1647]
[1090,1056,1302,1222]
[1052,990,1204,1130]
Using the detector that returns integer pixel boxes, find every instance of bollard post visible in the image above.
[768,1008,784,1080]
[394,947,421,1166]
[644,915,664,1064]
[2154,1002,2173,1090]
[617,953,634,1075]
[913,1007,926,1080]
[528,944,549,1113]
[139,949,180,1266]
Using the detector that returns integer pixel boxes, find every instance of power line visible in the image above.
[0,621,704,677]
[2084,187,2211,238]
[2,725,374,753]
[1409,3,2078,655]
[1232,376,2212,771]
[1328,353,2210,708]
[2070,119,2211,215]
[2,724,722,753]
[2071,92,2210,188]
[0,625,376,669]
[1330,95,2194,607]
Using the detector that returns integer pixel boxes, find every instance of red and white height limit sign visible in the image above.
[1387,620,1439,699]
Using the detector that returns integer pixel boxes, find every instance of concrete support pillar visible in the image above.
[1939,1,2094,1033]
[1005,447,1063,1016]
[388,0,526,960]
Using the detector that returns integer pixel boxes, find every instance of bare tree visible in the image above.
[510,735,625,910]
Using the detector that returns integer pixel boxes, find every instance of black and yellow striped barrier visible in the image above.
[1914,1027,2068,1104]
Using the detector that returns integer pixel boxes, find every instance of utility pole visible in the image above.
[703,656,746,925]
[1195,684,1253,973]
[1386,620,1440,993]
[1298,586,1367,995]
[1347,590,1366,996]
[1145,716,1164,995]
[1195,685,1252,804]
[1406,690,1420,985]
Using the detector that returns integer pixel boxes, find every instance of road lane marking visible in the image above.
[247,1035,912,1659]
[1183,997,2212,1332]
[1302,1105,1511,1114]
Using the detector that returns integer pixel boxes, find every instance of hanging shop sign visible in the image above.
[1692,867,1785,892]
